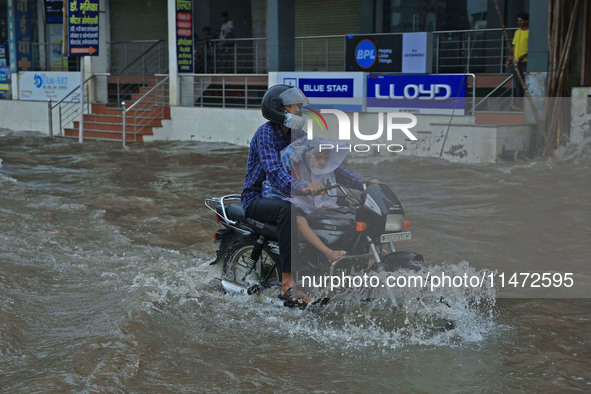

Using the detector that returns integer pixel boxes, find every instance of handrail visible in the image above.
[125,76,169,112]
[475,74,513,110]
[182,73,267,77]
[108,39,162,44]
[207,37,267,42]
[122,76,169,148]
[51,73,110,109]
[117,40,165,75]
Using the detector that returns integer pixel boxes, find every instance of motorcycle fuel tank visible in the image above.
[304,207,357,248]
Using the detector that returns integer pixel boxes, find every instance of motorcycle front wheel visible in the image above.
[222,238,281,289]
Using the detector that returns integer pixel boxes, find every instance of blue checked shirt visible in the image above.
[241,122,365,212]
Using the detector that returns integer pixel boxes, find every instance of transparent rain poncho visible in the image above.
[262,137,350,214]
[278,87,310,130]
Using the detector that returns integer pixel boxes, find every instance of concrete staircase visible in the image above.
[61,80,170,143]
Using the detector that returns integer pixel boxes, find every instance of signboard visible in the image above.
[8,0,33,72]
[176,0,194,73]
[19,71,82,102]
[402,33,429,74]
[0,44,7,67]
[48,25,68,70]
[346,34,402,72]
[45,0,64,24]
[346,33,431,73]
[68,0,99,56]
[274,72,365,112]
[0,67,11,99]
[366,74,467,115]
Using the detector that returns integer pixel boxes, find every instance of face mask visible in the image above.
[284,112,306,130]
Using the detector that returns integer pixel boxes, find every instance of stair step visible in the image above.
[58,135,142,143]
[83,113,163,124]
[475,112,525,125]
[64,128,146,141]
[72,122,155,134]
[76,118,162,128]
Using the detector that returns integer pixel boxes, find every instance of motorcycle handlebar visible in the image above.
[297,184,341,196]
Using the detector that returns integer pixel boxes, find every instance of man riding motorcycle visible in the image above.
[241,85,371,306]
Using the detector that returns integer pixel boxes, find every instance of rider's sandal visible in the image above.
[278,287,311,309]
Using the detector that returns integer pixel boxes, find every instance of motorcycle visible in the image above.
[205,182,428,306]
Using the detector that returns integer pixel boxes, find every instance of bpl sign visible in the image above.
[355,40,377,69]
[366,74,467,115]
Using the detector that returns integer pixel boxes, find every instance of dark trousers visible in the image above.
[246,198,293,273]
[513,62,528,99]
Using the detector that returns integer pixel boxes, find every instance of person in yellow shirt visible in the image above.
[505,12,529,109]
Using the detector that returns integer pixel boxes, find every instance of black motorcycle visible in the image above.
[205,182,428,304]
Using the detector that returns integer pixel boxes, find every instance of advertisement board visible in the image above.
[366,74,466,115]
[0,67,11,99]
[68,0,99,56]
[273,72,365,112]
[0,44,7,67]
[8,0,33,72]
[346,33,431,73]
[19,72,81,102]
[45,0,64,23]
[176,0,194,73]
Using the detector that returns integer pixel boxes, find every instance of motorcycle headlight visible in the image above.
[385,214,404,232]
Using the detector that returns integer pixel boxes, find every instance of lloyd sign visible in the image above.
[19,72,81,102]
[366,74,467,115]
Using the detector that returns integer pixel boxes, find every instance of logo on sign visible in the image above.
[34,74,43,88]
[298,78,354,98]
[374,83,452,100]
[355,39,376,69]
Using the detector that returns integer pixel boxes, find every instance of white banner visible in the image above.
[19,72,81,102]
[402,32,428,73]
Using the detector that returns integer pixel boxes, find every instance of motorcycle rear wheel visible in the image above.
[222,239,281,288]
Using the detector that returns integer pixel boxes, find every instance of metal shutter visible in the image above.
[295,0,361,71]
[109,0,169,73]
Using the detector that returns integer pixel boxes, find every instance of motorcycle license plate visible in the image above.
[381,231,411,243]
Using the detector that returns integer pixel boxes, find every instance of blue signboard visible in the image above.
[298,78,354,98]
[45,0,64,24]
[176,0,193,73]
[0,44,7,67]
[8,0,33,72]
[68,0,99,56]
[366,74,467,114]
[0,67,11,99]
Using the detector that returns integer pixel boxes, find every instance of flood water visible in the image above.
[1,129,590,391]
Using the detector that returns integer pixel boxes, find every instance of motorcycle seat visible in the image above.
[224,202,279,241]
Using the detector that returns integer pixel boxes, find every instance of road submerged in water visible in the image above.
[0,130,589,391]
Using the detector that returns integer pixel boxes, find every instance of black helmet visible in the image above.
[261,85,309,129]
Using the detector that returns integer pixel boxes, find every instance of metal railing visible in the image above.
[195,28,517,74]
[32,43,80,72]
[295,35,345,72]
[110,40,168,107]
[433,27,517,74]
[109,40,168,75]
[121,75,169,147]
[48,73,110,138]
[181,74,268,108]
[474,74,515,112]
[196,38,267,74]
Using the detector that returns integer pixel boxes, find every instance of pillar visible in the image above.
[168,0,179,106]
[267,0,295,71]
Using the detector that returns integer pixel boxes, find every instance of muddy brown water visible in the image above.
[0,130,589,391]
